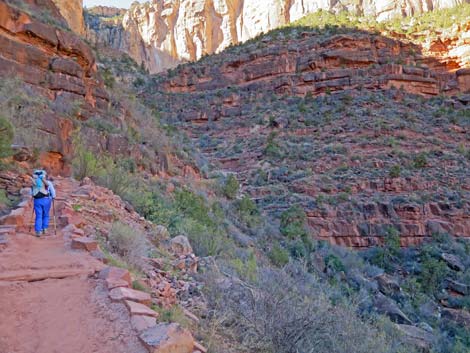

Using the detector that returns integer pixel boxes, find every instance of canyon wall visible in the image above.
[52,0,85,35]
[84,0,469,73]
[0,0,109,174]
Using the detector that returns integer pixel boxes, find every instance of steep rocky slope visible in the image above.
[3,3,470,353]
[143,10,470,247]
[0,0,197,178]
[84,0,470,73]
[0,0,107,173]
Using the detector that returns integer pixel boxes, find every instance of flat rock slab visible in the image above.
[125,300,158,318]
[140,323,194,353]
[396,324,434,349]
[109,287,152,306]
[99,266,132,287]
[106,278,130,290]
[0,268,97,282]
[131,315,157,332]
[71,237,98,252]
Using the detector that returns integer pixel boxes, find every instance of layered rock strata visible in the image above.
[84,0,470,73]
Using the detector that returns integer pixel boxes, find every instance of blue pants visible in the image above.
[34,197,52,233]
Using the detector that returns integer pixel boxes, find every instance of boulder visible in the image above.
[396,324,434,349]
[441,253,465,271]
[172,255,198,273]
[71,237,98,252]
[90,249,108,263]
[169,235,193,256]
[154,225,170,240]
[131,315,157,332]
[446,279,468,295]
[124,300,158,318]
[109,287,152,306]
[442,308,470,327]
[99,266,132,288]
[375,273,401,296]
[0,208,25,226]
[139,323,194,353]
[372,294,412,324]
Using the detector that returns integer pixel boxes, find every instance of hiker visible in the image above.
[31,169,56,237]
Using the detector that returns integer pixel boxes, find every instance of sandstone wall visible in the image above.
[52,0,85,35]
[0,0,108,174]
[85,0,468,73]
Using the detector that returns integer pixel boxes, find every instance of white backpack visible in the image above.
[32,170,50,199]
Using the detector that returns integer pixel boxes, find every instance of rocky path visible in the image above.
[0,178,147,353]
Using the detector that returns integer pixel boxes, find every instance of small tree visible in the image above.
[222,174,239,199]
[280,205,307,239]
[370,226,401,271]
[268,244,290,267]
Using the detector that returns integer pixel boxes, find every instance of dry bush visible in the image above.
[203,263,413,353]
[108,221,148,269]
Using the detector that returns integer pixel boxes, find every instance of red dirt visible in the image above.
[0,179,147,353]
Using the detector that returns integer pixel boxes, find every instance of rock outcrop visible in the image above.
[84,0,469,73]
[52,0,85,35]
[0,0,109,173]
[160,32,470,97]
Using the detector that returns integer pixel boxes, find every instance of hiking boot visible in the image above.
[35,232,41,238]
[42,228,48,236]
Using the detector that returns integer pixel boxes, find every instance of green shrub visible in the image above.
[389,165,401,178]
[98,161,130,196]
[269,244,290,267]
[101,68,116,88]
[71,134,108,181]
[414,152,427,168]
[419,256,448,295]
[231,251,258,282]
[0,189,11,207]
[152,305,190,327]
[72,147,104,180]
[288,240,309,259]
[280,205,307,239]
[0,116,13,159]
[175,218,226,256]
[264,131,282,158]
[132,280,151,293]
[325,254,345,273]
[369,226,401,271]
[222,174,239,199]
[235,195,261,227]
[175,189,213,226]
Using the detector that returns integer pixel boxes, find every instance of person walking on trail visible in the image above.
[31,169,56,237]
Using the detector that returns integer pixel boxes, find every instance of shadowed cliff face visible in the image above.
[143,23,470,247]
[0,0,109,174]
[84,0,469,73]
[0,0,183,177]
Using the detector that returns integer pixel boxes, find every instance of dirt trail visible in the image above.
[0,178,147,353]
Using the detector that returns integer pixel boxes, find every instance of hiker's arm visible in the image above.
[48,182,56,199]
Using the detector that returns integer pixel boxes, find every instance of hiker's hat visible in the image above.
[33,169,46,178]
